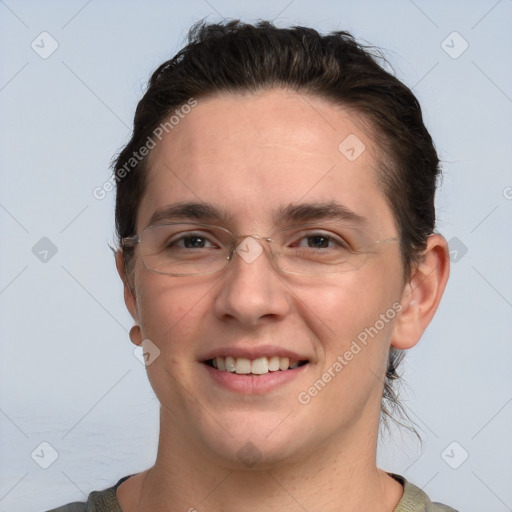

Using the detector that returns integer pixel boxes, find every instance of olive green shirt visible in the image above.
[46,473,458,511]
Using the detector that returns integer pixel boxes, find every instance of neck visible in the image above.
[118,407,403,512]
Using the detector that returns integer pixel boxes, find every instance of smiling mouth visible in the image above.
[204,356,309,375]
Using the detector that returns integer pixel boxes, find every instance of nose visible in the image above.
[213,235,291,327]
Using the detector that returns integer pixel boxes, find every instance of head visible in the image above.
[113,20,449,466]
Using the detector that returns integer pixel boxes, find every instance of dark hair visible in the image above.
[113,19,440,435]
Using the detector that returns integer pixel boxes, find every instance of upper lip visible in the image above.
[199,344,310,362]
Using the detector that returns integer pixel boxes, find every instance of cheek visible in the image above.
[295,274,401,421]
[305,270,400,345]
[298,258,404,405]
[133,276,216,415]
[135,274,213,351]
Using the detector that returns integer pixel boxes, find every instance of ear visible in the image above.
[391,234,450,350]
[115,250,139,324]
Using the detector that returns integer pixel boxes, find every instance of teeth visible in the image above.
[225,356,236,372]
[268,356,280,371]
[235,357,251,374]
[209,355,304,374]
[251,357,269,375]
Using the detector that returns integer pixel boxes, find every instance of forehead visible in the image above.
[138,88,396,234]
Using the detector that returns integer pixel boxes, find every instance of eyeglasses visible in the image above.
[121,222,398,277]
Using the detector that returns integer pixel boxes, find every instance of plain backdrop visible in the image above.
[1,1,511,511]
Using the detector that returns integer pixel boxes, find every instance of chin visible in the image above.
[196,410,315,470]
[208,438,304,471]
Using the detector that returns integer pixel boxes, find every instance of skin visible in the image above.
[115,88,450,511]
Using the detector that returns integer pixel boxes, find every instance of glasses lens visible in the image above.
[139,224,231,276]
[135,223,393,276]
[272,225,376,275]
[276,253,369,275]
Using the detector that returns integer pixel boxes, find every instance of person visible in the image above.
[48,19,456,512]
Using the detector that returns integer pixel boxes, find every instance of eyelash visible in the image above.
[167,230,351,251]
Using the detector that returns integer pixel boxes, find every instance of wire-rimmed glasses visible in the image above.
[121,222,398,277]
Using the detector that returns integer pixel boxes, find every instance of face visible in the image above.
[125,89,407,468]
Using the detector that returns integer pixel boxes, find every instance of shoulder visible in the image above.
[44,475,134,512]
[389,473,459,512]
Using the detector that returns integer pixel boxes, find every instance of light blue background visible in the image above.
[1,1,511,511]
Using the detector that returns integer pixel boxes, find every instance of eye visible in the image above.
[292,231,350,251]
[166,231,219,250]
[300,234,333,249]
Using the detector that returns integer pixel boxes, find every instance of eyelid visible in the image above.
[280,225,357,247]
[147,221,228,230]
[161,225,231,247]
[146,222,230,237]
[147,222,368,246]
[278,222,367,238]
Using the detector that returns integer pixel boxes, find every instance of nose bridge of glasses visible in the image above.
[231,233,275,266]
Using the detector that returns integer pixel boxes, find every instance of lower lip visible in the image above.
[202,362,308,394]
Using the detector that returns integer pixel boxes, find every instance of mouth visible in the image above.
[203,356,309,375]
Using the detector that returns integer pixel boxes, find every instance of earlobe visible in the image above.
[391,234,450,350]
[129,325,142,346]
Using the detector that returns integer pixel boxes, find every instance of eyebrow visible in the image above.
[147,202,230,226]
[275,201,366,226]
[146,200,366,228]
